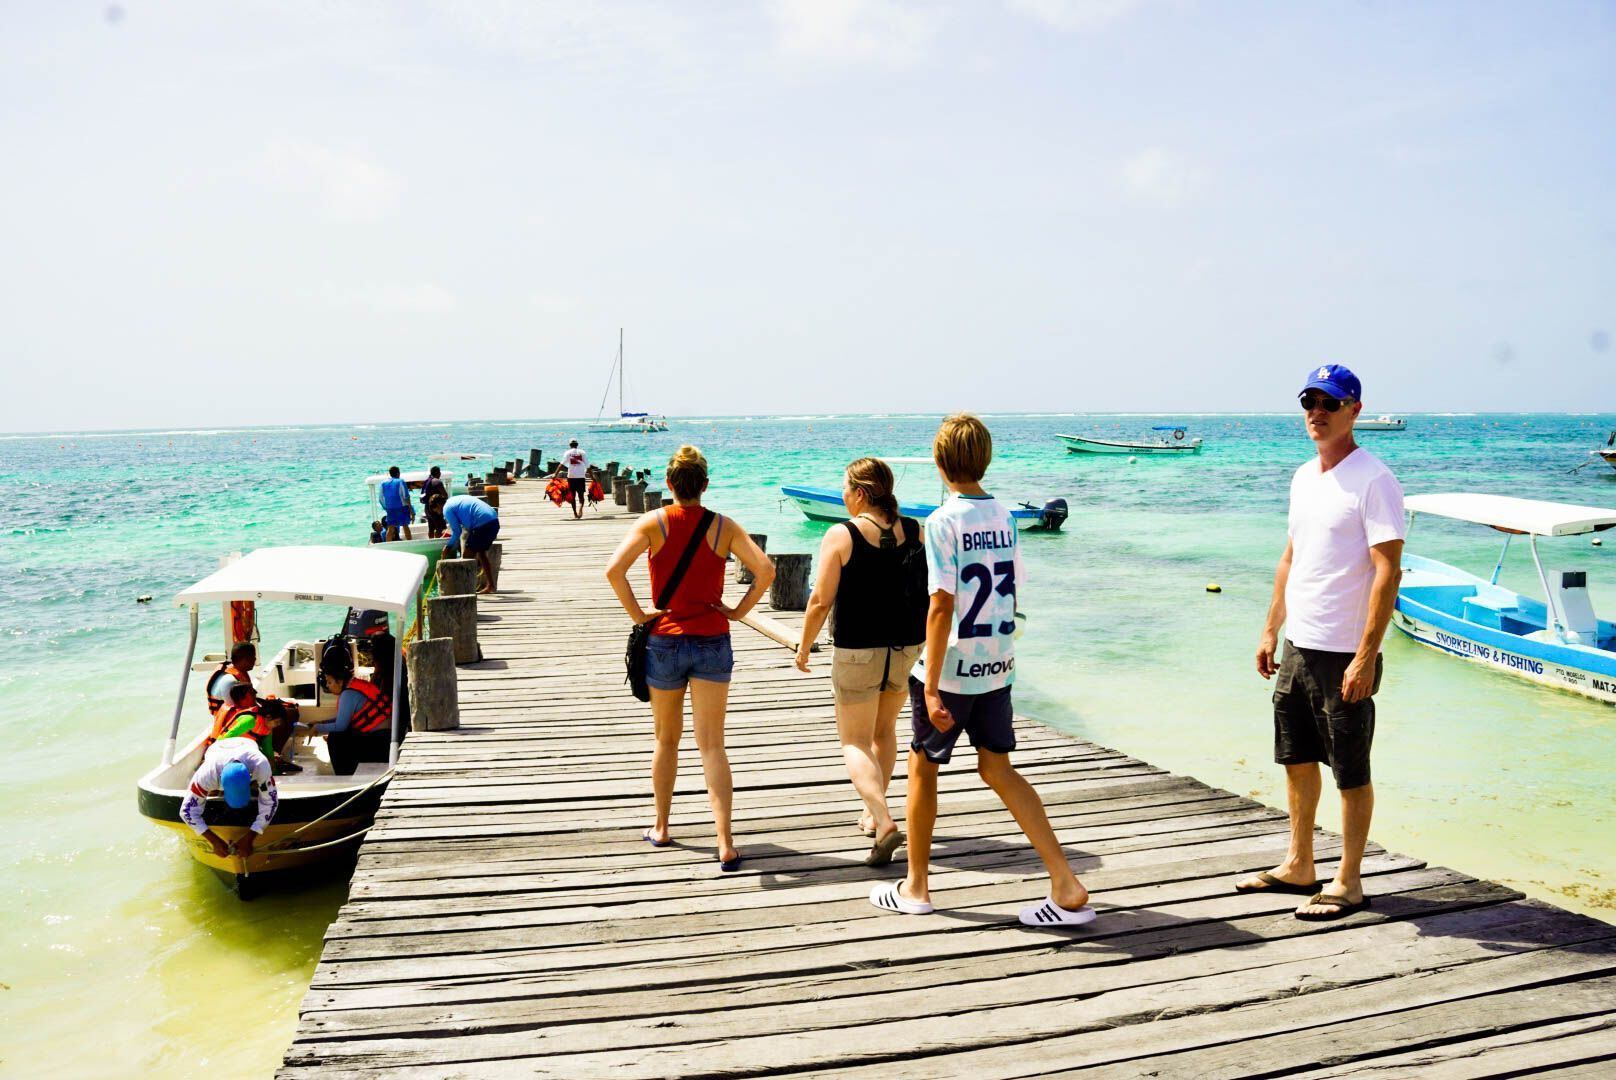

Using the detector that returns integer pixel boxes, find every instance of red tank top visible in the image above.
[648,505,730,637]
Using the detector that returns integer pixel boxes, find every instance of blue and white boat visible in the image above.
[781,458,1067,532]
[1394,493,1616,704]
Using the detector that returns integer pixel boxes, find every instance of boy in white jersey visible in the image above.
[869,414,1095,927]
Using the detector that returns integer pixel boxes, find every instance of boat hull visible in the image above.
[1057,434,1202,455]
[781,486,1046,530]
[1394,555,1616,705]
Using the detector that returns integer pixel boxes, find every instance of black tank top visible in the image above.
[831,516,927,649]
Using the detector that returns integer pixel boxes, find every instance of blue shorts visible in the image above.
[463,519,500,554]
[909,677,1016,765]
[384,506,412,528]
[646,633,733,691]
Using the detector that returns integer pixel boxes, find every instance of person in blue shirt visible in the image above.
[441,494,500,594]
[378,465,414,541]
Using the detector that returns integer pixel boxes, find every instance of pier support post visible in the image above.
[429,595,479,664]
[606,460,619,475]
[643,489,661,511]
[599,470,614,495]
[770,553,810,611]
[662,496,675,508]
[438,558,478,597]
[481,485,500,509]
[737,534,768,584]
[529,449,542,475]
[504,461,518,482]
[627,482,647,514]
[407,637,459,731]
[547,459,560,475]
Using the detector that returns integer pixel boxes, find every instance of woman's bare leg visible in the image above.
[647,685,685,843]
[689,677,736,863]
[838,696,897,840]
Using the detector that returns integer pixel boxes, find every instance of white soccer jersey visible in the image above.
[920,493,1023,695]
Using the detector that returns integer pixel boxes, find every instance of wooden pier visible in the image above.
[282,478,1616,1078]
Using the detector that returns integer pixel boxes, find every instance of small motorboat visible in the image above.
[1394,493,1616,704]
[781,458,1067,532]
[137,546,428,895]
[1057,426,1202,455]
[1589,430,1616,472]
[1357,415,1408,431]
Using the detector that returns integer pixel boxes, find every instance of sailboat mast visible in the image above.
[618,328,624,418]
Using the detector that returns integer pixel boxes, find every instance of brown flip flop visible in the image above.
[1234,871,1320,896]
[1294,892,1371,921]
[864,829,905,867]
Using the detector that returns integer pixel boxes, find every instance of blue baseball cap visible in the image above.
[1300,364,1361,402]
[220,761,252,809]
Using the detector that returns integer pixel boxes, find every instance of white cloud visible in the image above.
[768,0,943,67]
[258,138,403,223]
[1005,0,1147,31]
[322,282,458,314]
[1119,147,1202,209]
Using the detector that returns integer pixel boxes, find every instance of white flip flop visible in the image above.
[869,881,933,916]
[1019,896,1097,928]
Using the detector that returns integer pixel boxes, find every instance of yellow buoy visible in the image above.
[1206,583,1222,593]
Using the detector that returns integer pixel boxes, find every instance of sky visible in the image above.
[1,1,1612,432]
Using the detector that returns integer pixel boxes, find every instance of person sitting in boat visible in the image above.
[298,645,392,776]
[440,493,500,594]
[205,641,258,715]
[379,465,414,542]
[369,519,386,544]
[179,737,279,861]
[208,683,302,773]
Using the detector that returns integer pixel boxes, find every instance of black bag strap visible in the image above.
[654,509,716,612]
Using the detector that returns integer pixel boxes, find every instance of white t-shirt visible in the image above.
[179,738,279,836]
[919,493,1024,695]
[563,448,588,479]
[1285,447,1406,653]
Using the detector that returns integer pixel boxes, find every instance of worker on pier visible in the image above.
[440,493,500,593]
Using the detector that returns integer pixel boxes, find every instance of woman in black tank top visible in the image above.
[796,458,929,867]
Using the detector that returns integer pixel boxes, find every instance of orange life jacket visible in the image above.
[343,677,392,735]
[206,702,263,749]
[205,663,257,713]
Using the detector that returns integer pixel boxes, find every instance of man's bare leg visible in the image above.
[977,750,1087,910]
[900,751,938,905]
[644,686,683,844]
[1237,762,1321,890]
[1298,781,1373,914]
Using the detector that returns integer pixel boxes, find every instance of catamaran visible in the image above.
[589,329,668,434]
[1357,415,1408,431]
[1057,426,1203,455]
[137,546,428,896]
[782,457,1068,532]
[1394,493,1616,704]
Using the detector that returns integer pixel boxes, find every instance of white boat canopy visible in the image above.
[364,470,431,486]
[1406,494,1616,537]
[174,546,429,613]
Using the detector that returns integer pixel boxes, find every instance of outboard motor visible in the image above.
[1038,498,1068,532]
[342,607,390,639]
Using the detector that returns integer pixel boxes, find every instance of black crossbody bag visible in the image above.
[626,509,716,701]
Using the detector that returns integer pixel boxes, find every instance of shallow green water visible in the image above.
[4,413,1615,1075]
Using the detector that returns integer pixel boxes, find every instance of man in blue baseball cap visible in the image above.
[178,737,280,860]
[1240,363,1405,921]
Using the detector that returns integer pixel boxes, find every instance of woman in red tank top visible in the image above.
[606,446,775,872]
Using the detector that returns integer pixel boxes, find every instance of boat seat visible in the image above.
[1549,570,1599,645]
[1462,593,1522,630]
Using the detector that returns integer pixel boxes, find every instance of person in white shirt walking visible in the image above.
[556,440,590,519]
[1241,364,1406,921]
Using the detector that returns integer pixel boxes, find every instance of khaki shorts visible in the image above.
[831,644,922,704]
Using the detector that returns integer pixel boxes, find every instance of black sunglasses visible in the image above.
[1298,392,1350,413]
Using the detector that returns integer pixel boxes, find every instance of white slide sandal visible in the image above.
[1019,897,1098,928]
[869,881,934,916]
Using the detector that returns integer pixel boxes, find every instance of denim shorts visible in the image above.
[646,633,733,690]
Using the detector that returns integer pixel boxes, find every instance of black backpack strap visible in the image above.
[655,509,716,612]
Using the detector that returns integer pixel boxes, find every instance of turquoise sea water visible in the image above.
[4,413,1616,1075]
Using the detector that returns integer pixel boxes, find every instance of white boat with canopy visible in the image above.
[362,451,492,561]
[136,546,428,895]
[1056,426,1203,455]
[1356,415,1408,431]
[1394,494,1616,704]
